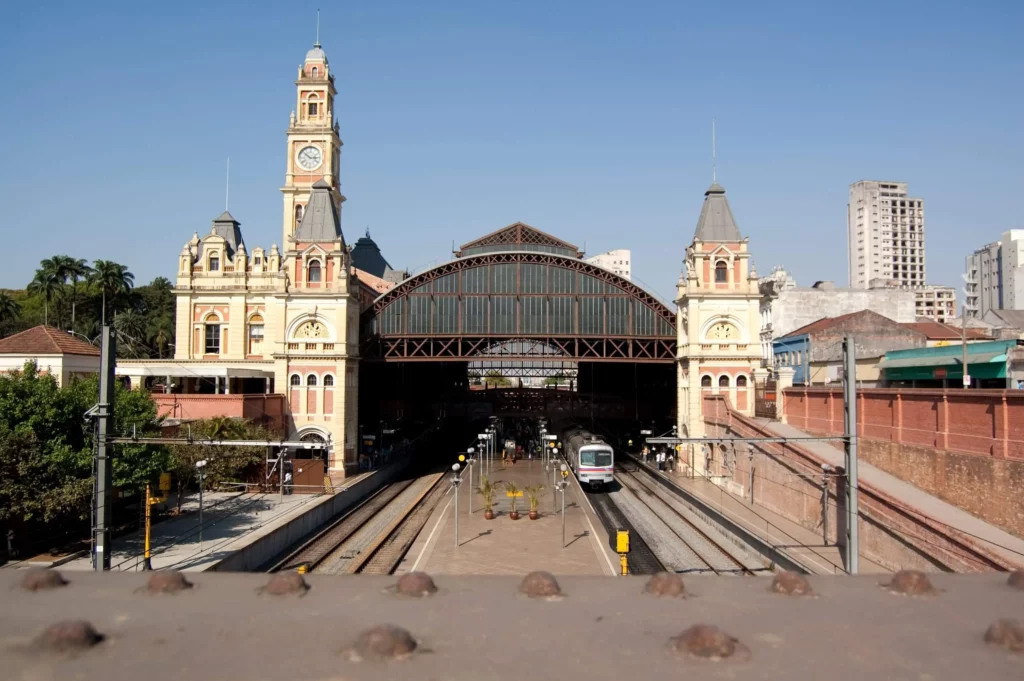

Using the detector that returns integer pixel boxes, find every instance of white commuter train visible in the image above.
[562,427,615,489]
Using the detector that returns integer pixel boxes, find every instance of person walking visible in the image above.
[284,471,293,495]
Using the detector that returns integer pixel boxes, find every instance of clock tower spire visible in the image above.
[281,40,344,246]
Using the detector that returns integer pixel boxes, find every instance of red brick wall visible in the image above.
[785,388,1024,458]
[702,394,1016,571]
[783,387,1024,537]
[153,394,285,433]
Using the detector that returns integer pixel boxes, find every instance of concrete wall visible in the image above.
[784,386,1024,536]
[207,463,403,572]
[770,287,917,339]
[152,394,286,432]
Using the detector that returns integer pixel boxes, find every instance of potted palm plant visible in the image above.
[504,481,521,520]
[525,484,544,520]
[479,475,496,520]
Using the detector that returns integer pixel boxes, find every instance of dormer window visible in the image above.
[715,261,728,283]
[254,256,262,266]
[209,254,220,272]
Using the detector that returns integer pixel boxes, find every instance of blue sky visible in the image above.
[2,0,1021,304]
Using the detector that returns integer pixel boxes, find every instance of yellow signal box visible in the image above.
[616,530,630,554]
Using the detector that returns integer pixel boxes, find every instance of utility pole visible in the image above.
[842,335,859,574]
[143,484,153,571]
[962,304,970,389]
[94,325,116,571]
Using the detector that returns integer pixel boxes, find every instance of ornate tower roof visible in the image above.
[693,183,742,242]
[294,180,344,244]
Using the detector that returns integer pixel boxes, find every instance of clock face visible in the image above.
[296,145,323,171]
[709,322,736,340]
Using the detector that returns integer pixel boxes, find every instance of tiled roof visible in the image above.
[352,267,394,294]
[902,322,992,340]
[0,325,101,357]
[780,310,869,338]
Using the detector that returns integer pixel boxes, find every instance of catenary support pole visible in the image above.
[843,335,859,574]
[94,325,115,571]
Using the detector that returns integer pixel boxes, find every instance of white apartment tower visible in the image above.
[965,230,1024,317]
[585,249,631,280]
[847,181,925,289]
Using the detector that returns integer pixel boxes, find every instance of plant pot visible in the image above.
[529,510,539,520]
[509,511,520,521]
[484,509,494,520]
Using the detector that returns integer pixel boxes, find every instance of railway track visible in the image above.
[269,472,445,574]
[616,463,759,576]
[588,490,666,575]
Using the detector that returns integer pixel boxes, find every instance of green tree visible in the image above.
[167,417,268,512]
[0,291,20,336]
[90,260,134,324]
[27,262,63,327]
[483,370,511,388]
[51,256,92,332]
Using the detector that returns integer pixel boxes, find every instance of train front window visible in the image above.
[581,449,613,467]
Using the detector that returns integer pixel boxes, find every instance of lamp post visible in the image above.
[559,464,568,548]
[466,448,475,514]
[195,459,208,551]
[451,463,461,549]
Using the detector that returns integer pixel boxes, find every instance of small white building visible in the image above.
[585,249,631,280]
[0,325,101,386]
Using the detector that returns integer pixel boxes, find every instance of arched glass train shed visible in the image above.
[360,223,677,363]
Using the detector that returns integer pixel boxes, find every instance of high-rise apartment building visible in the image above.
[585,249,631,280]
[847,181,925,289]
[965,230,1024,317]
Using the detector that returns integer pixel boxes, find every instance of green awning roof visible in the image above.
[879,351,1007,369]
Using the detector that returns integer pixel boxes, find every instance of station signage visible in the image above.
[543,435,558,441]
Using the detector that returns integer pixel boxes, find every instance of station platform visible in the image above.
[56,471,375,573]
[398,459,619,576]
[661,470,888,574]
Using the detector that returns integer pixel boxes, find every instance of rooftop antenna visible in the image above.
[225,157,230,211]
[712,118,716,183]
[315,8,321,47]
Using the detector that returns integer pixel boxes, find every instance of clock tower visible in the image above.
[281,41,345,246]
[676,183,764,453]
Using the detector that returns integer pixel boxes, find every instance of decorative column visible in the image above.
[775,367,795,423]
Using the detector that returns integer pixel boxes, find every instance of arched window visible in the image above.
[311,66,319,78]
[715,260,728,283]
[736,375,748,387]
[701,375,712,387]
[290,374,301,386]
[307,94,319,117]
[208,254,220,272]
[719,375,730,388]
[323,374,334,387]
[307,374,318,387]
[307,259,322,283]
[295,204,303,226]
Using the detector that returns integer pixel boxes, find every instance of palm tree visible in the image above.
[113,308,147,357]
[0,291,20,327]
[90,260,135,324]
[27,263,63,327]
[50,256,92,331]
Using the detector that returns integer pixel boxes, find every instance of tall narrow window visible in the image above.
[715,261,728,283]
[204,324,221,355]
[209,255,220,272]
[311,66,319,78]
[295,204,303,226]
[308,98,318,116]
[248,315,264,355]
[307,260,322,283]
